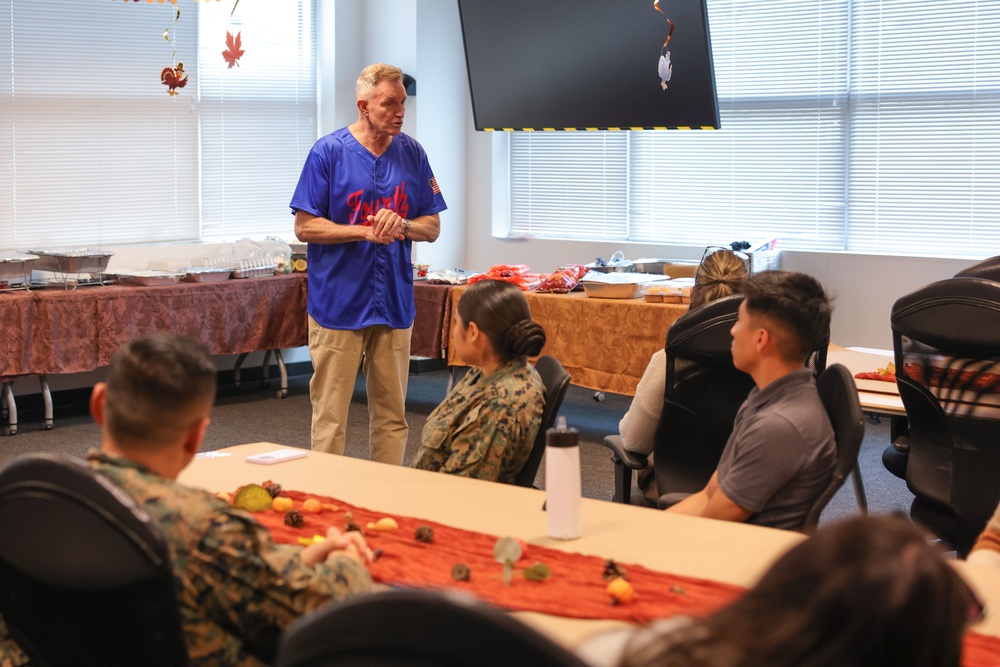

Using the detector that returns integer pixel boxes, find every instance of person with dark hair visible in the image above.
[667,270,835,530]
[578,514,978,667]
[86,333,374,665]
[620,249,750,502]
[290,62,447,466]
[413,280,547,483]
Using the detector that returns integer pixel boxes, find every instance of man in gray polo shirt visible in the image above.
[667,270,835,531]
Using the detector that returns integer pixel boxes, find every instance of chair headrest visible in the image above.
[0,454,169,590]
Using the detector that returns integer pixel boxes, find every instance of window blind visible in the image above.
[0,0,314,253]
[508,131,628,241]
[847,1,1000,256]
[0,0,199,251]
[508,0,1000,258]
[629,0,848,250]
[198,1,315,242]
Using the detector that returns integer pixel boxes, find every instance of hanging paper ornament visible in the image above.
[222,31,245,68]
[653,0,675,91]
[160,63,188,95]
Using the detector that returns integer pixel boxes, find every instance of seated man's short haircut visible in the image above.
[104,333,217,450]
[742,271,832,364]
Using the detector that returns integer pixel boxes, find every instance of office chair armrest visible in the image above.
[601,435,649,470]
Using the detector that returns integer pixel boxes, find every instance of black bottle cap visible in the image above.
[546,416,578,448]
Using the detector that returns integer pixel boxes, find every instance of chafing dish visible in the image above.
[0,254,39,290]
[28,249,114,275]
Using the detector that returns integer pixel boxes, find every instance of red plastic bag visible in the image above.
[468,264,541,291]
[537,264,588,293]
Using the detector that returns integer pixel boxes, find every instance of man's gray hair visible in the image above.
[356,63,404,101]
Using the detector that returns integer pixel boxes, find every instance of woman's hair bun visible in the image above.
[504,319,546,358]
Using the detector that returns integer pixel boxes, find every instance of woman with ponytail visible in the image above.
[413,279,547,483]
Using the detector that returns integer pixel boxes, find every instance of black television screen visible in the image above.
[457,0,719,131]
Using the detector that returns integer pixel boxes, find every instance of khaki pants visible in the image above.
[307,315,411,465]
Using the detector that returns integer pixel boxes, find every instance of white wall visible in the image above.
[412,0,467,269]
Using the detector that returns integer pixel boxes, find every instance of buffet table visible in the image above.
[0,273,308,378]
[447,287,689,396]
[411,282,453,360]
[180,442,1000,655]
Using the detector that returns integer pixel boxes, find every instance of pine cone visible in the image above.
[451,563,471,582]
[602,559,628,581]
[284,510,304,528]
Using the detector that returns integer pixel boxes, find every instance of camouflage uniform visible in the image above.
[414,359,544,483]
[85,451,372,666]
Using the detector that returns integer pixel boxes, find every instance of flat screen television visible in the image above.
[457,0,719,131]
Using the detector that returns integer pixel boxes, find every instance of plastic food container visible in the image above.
[644,279,694,303]
[232,259,277,279]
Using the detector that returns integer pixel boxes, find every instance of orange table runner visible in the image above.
[257,489,741,624]
[250,488,1000,666]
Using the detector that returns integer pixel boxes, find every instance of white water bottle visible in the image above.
[545,415,582,540]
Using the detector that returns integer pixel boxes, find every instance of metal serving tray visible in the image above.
[182,268,233,283]
[0,254,39,290]
[117,271,185,286]
[28,249,114,275]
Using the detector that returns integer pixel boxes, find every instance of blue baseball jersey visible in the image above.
[290,128,447,330]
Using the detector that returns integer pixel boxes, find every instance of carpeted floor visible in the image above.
[1,367,912,526]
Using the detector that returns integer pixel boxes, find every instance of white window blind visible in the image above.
[847,2,1000,256]
[508,0,1000,258]
[630,0,848,249]
[0,0,199,251]
[508,131,628,240]
[198,2,315,242]
[0,0,314,253]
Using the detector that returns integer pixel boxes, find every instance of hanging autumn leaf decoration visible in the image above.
[222,31,245,69]
[160,63,188,96]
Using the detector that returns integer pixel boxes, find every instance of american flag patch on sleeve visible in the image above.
[429,177,441,195]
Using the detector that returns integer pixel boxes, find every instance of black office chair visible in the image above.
[0,454,189,667]
[954,254,1000,281]
[879,255,999,481]
[275,588,590,667]
[888,277,1000,556]
[801,364,867,532]
[515,355,571,487]
[603,295,755,504]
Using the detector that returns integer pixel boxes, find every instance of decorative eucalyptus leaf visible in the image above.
[523,561,552,581]
[493,536,523,564]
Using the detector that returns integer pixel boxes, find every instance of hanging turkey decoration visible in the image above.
[160,63,188,96]
[222,30,245,68]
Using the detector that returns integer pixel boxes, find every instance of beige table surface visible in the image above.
[179,443,1000,645]
[827,345,906,417]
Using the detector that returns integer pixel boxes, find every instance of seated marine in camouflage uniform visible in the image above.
[414,279,546,483]
[0,333,373,667]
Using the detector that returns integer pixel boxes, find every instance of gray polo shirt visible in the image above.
[717,368,836,531]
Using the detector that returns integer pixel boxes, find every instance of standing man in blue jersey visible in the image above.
[290,63,447,465]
